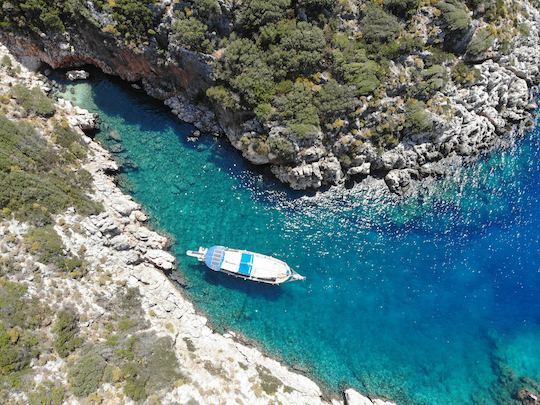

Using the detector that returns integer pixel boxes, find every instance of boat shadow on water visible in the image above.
[192,264,286,301]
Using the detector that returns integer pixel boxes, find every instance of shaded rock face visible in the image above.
[0,24,213,101]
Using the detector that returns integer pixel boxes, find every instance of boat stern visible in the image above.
[186,247,207,262]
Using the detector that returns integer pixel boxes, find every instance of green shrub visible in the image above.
[0,279,49,330]
[451,60,480,84]
[288,123,319,142]
[53,308,82,358]
[361,5,401,43]
[267,21,326,77]
[10,84,55,117]
[0,322,38,376]
[267,137,295,162]
[0,114,101,224]
[315,79,358,117]
[28,381,65,405]
[53,122,87,159]
[217,38,276,107]
[274,81,319,127]
[206,86,239,110]
[417,65,447,96]
[24,226,64,265]
[254,103,274,120]
[67,350,106,397]
[343,61,382,96]
[1,55,12,68]
[106,0,156,42]
[437,0,471,34]
[404,99,433,133]
[123,362,147,401]
[384,0,419,18]
[237,0,291,32]
[299,0,334,12]
[193,0,221,16]
[466,27,495,56]
[0,279,41,378]
[172,17,212,53]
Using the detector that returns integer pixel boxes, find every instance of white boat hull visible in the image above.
[186,246,305,285]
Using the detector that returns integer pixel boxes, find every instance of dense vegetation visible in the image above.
[0,0,530,175]
[0,86,100,225]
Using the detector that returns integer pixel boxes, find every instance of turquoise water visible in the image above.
[59,74,540,404]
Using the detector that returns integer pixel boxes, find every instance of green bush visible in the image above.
[123,362,147,401]
[417,65,447,96]
[67,350,106,397]
[28,381,65,405]
[451,60,480,84]
[53,308,82,358]
[0,279,49,330]
[404,99,433,133]
[267,21,326,77]
[0,114,101,224]
[0,322,38,376]
[288,123,319,142]
[384,0,419,18]
[217,38,276,107]
[315,79,358,117]
[299,0,334,12]
[0,280,41,378]
[267,137,295,162]
[206,85,239,110]
[24,226,64,265]
[0,0,66,33]
[193,0,221,16]
[106,0,156,42]
[237,0,291,32]
[466,27,495,57]
[437,0,471,34]
[172,17,212,53]
[1,55,12,68]
[274,81,319,127]
[10,84,55,117]
[53,122,87,159]
[361,5,401,43]
[343,61,382,96]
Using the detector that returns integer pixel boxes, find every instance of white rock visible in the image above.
[344,389,373,405]
[144,249,175,270]
[66,70,90,81]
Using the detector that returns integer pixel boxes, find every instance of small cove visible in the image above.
[58,72,540,404]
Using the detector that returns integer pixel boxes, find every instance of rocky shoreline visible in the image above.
[0,43,394,404]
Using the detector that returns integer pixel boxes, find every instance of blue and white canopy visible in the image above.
[204,245,291,281]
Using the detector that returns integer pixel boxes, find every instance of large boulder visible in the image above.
[271,156,343,190]
[385,169,413,195]
[144,249,176,271]
[344,389,374,405]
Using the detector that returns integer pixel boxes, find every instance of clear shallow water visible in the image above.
[59,74,540,404]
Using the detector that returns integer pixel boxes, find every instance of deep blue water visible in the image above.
[59,75,540,404]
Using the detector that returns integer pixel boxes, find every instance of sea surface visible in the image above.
[58,73,540,404]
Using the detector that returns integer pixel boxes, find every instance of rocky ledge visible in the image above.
[0,43,394,404]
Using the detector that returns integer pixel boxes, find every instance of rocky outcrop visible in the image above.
[165,94,222,135]
[2,0,540,194]
[271,156,343,190]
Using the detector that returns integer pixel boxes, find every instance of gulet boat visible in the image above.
[186,246,305,285]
